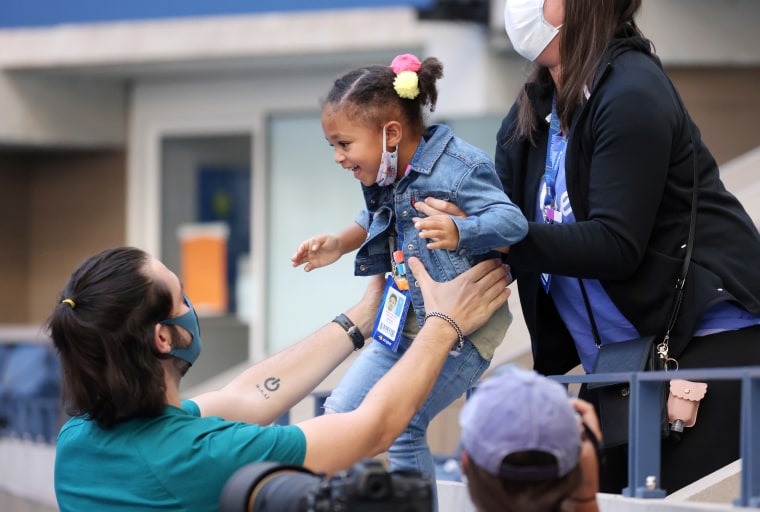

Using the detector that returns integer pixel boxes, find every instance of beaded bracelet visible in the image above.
[424,311,464,351]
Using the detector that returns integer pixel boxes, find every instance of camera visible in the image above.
[219,458,433,512]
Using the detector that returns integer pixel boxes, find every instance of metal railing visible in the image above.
[288,367,760,507]
[550,367,760,508]
[5,342,756,508]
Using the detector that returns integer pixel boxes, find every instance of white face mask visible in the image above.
[504,0,562,62]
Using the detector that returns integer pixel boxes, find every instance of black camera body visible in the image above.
[219,458,433,512]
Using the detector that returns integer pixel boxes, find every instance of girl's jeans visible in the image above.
[324,334,490,507]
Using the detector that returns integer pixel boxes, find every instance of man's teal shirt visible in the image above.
[54,400,306,511]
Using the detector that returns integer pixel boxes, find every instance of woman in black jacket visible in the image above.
[416,0,760,495]
[495,0,760,494]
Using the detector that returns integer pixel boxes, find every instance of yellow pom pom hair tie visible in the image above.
[61,298,76,309]
[390,54,422,100]
[394,71,419,100]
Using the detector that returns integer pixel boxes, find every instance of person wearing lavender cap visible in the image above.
[459,367,602,512]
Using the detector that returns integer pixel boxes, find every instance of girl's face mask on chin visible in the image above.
[376,124,398,187]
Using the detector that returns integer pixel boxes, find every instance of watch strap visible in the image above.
[332,313,365,351]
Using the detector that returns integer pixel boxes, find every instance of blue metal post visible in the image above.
[736,370,760,507]
[311,390,331,417]
[624,373,666,498]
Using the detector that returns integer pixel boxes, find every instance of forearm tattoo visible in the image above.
[255,376,281,400]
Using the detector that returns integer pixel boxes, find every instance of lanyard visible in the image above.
[389,189,409,290]
[543,97,567,223]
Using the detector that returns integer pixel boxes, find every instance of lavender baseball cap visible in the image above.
[459,366,581,481]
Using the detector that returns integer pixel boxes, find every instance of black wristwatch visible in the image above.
[332,314,365,351]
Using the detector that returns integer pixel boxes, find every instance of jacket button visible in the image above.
[407,244,414,251]
[359,265,367,272]
[401,210,409,217]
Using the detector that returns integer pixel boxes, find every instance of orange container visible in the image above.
[177,222,229,316]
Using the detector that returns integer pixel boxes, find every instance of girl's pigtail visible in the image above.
[417,57,443,112]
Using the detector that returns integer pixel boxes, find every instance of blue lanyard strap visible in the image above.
[389,202,409,289]
[543,97,567,211]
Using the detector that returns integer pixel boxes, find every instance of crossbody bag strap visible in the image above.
[579,93,698,369]
[578,278,602,349]
[657,120,699,369]
[656,86,699,368]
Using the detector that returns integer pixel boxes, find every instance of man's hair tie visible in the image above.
[390,54,421,100]
[61,298,76,309]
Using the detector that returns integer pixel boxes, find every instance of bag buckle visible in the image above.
[656,337,679,371]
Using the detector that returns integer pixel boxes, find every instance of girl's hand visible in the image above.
[291,234,342,272]
[413,215,460,251]
[412,197,464,251]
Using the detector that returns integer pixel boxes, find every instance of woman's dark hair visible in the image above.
[47,247,174,429]
[463,450,582,512]
[322,56,444,132]
[514,0,644,143]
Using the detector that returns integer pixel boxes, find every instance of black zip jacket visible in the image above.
[495,29,760,376]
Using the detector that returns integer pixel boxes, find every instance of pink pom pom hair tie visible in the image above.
[390,54,422,74]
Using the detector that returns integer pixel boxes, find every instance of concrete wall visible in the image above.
[0,73,126,148]
[0,150,126,323]
[0,156,30,322]
[669,68,760,166]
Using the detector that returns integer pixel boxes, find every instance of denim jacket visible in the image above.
[353,125,527,354]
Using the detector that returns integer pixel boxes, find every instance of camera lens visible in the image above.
[357,472,391,500]
[251,471,320,512]
[220,459,433,512]
[219,462,319,512]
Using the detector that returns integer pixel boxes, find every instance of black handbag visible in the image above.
[586,334,669,448]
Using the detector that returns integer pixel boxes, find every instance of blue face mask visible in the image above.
[160,294,202,365]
